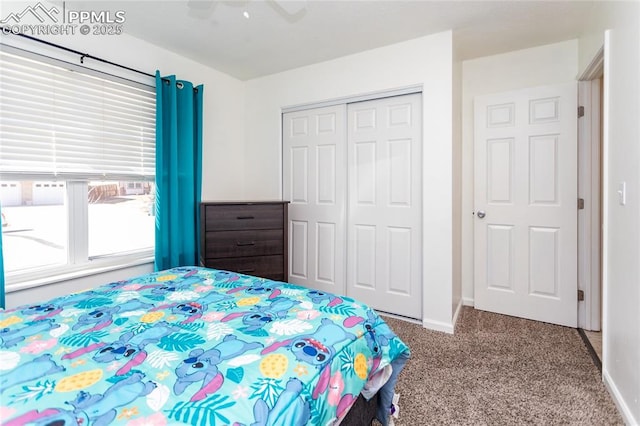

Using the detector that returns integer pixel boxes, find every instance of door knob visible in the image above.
[476,210,486,219]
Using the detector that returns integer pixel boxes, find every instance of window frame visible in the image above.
[4,183,155,292]
[0,45,157,290]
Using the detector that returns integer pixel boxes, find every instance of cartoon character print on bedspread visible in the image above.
[0,353,65,393]
[166,290,232,324]
[225,275,283,299]
[0,267,411,426]
[144,276,204,296]
[174,334,263,402]
[259,316,361,414]
[220,297,300,331]
[344,308,399,369]
[251,377,311,426]
[3,295,105,348]
[72,299,153,334]
[9,289,103,323]
[1,317,158,426]
[5,372,157,426]
[0,318,60,348]
[106,268,204,296]
[306,289,344,308]
[261,317,356,368]
[62,321,182,376]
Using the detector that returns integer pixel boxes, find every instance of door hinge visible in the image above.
[578,106,585,118]
[578,289,585,301]
[578,198,585,210]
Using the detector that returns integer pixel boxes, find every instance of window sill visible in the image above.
[5,255,154,294]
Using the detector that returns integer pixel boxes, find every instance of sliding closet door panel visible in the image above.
[290,220,308,278]
[283,105,346,295]
[290,147,308,203]
[347,93,422,319]
[355,142,377,204]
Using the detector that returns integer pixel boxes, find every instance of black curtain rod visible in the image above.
[0,29,199,91]
[1,28,156,78]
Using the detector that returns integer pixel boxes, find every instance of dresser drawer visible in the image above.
[203,255,285,281]
[204,229,283,258]
[200,201,289,282]
[204,204,284,231]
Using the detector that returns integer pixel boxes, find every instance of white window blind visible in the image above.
[0,46,155,181]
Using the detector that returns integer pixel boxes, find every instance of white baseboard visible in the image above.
[422,318,454,334]
[462,297,474,306]
[452,298,463,330]
[378,312,422,325]
[603,367,638,425]
[422,299,464,334]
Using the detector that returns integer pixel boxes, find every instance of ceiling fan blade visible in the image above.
[267,0,307,22]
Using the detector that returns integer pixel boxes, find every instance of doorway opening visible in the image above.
[577,46,604,364]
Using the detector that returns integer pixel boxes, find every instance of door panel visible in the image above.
[347,93,422,319]
[487,224,514,291]
[283,105,346,295]
[290,147,308,202]
[290,220,308,279]
[487,138,513,203]
[316,222,336,284]
[474,83,577,327]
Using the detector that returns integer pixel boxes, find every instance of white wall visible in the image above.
[460,40,579,306]
[1,5,246,307]
[6,263,153,309]
[244,31,457,331]
[577,1,618,77]
[594,2,640,424]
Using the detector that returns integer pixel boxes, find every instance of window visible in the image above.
[0,46,156,282]
[88,180,155,258]
[1,181,67,272]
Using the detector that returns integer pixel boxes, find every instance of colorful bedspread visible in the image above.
[0,267,410,426]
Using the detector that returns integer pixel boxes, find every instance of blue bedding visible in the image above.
[0,267,409,425]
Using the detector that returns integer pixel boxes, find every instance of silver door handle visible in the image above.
[476,210,486,219]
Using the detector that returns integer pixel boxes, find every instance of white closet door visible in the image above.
[347,93,422,319]
[283,105,347,296]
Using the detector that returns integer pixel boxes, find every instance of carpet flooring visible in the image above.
[380,307,623,425]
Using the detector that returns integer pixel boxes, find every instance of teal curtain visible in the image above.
[0,202,4,309]
[154,72,203,270]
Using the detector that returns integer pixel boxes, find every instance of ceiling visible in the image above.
[62,0,602,80]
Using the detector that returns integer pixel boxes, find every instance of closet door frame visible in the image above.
[282,86,423,319]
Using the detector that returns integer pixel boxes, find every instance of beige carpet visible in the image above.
[381,307,623,425]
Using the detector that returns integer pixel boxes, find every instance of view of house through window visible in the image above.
[1,181,67,272]
[88,181,155,258]
[1,180,155,274]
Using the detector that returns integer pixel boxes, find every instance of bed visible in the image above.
[0,267,410,425]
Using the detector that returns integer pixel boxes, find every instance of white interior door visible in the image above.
[347,93,422,319]
[283,105,346,295]
[474,83,577,327]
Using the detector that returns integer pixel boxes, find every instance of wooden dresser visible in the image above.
[200,201,289,281]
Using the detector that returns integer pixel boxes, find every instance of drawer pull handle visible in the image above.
[237,215,255,220]
[239,268,256,273]
[236,241,256,246]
